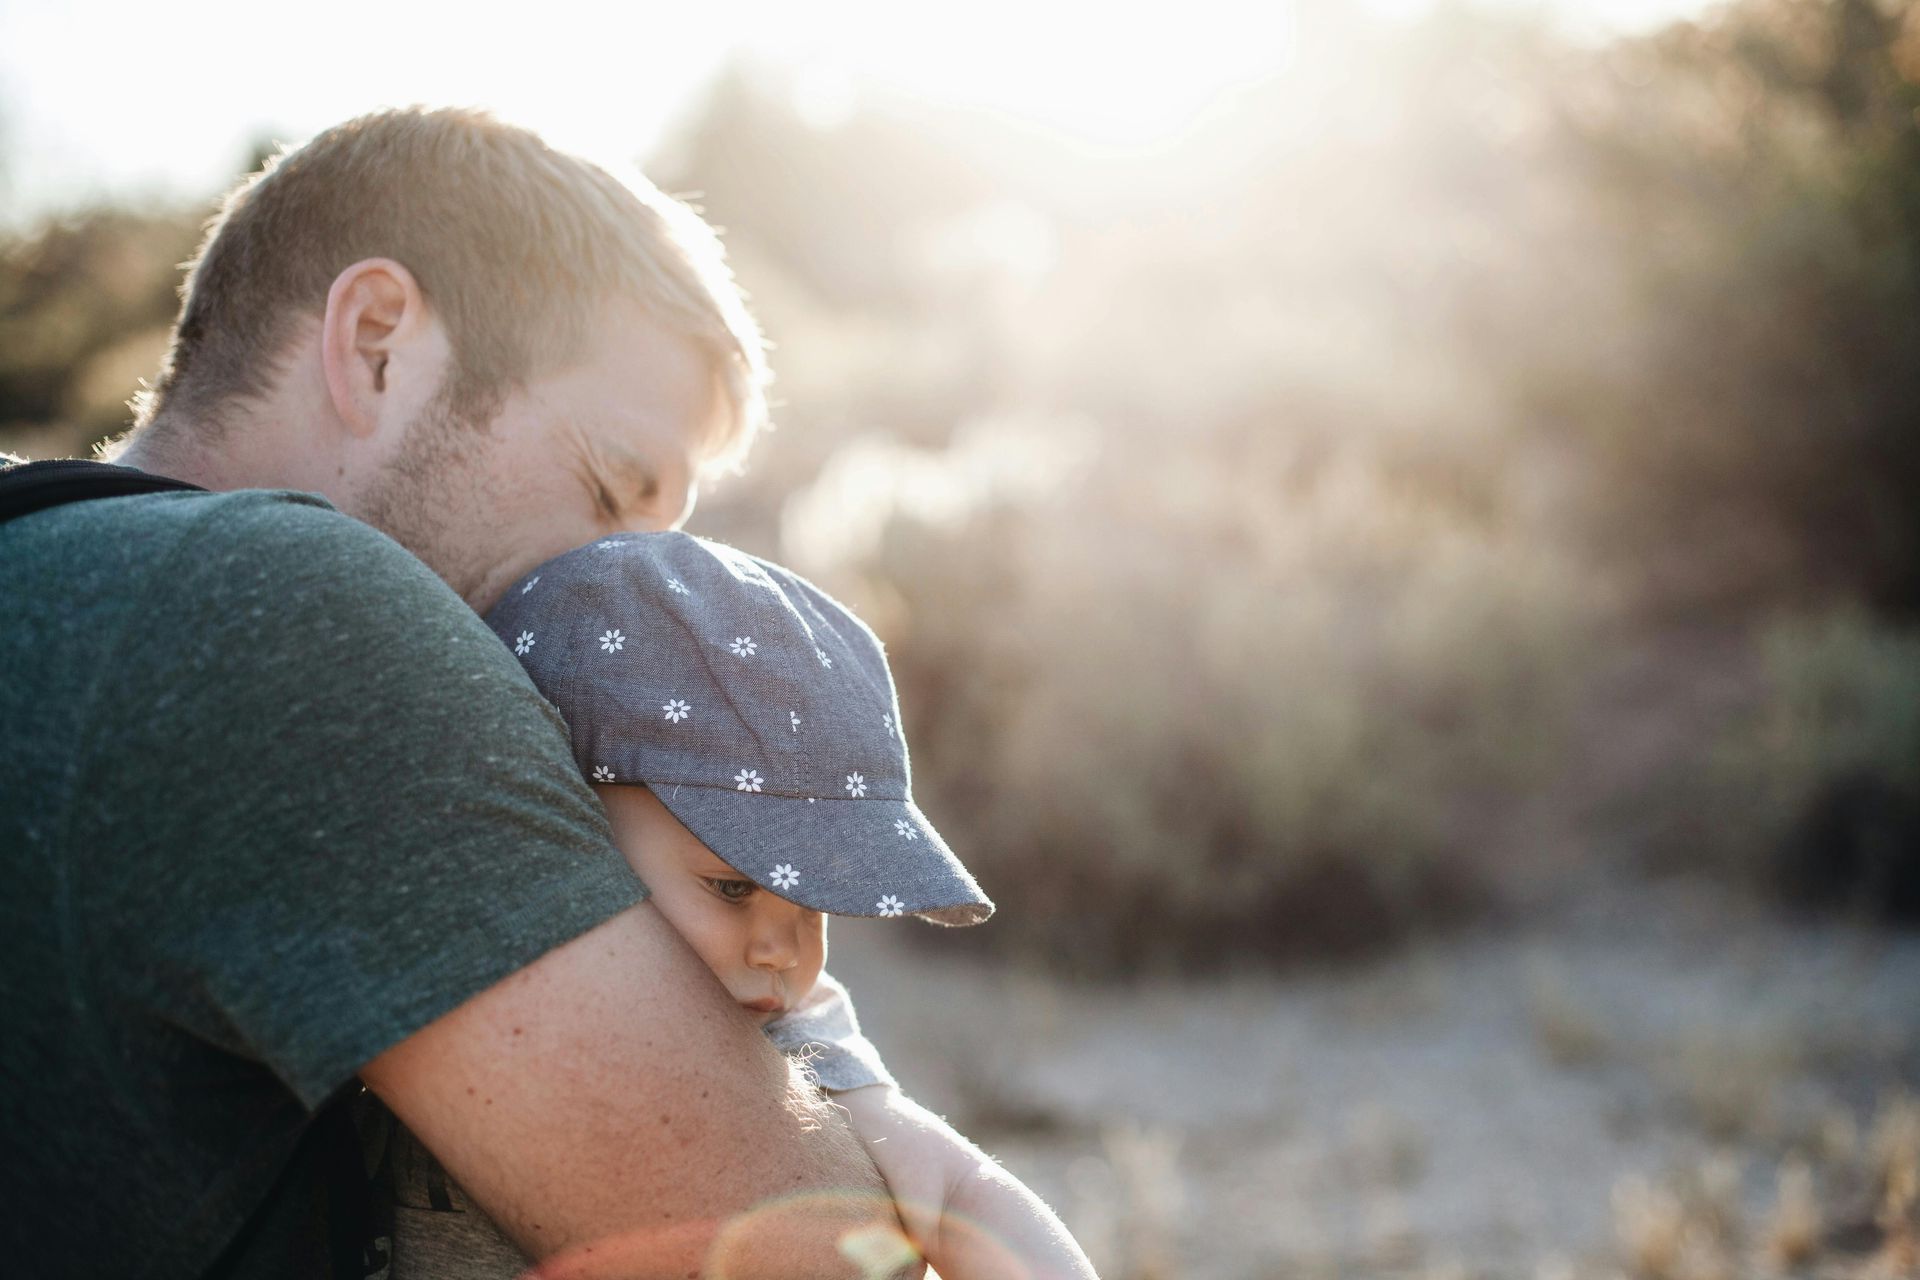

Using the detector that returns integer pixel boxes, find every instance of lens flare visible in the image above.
[525,1187,1042,1279]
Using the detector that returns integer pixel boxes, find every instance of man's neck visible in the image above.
[114,414,334,498]
[113,429,231,489]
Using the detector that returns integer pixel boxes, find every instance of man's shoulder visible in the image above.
[14,483,401,572]
[105,485,416,571]
[141,490,507,682]
[20,480,336,532]
[176,488,455,598]
[25,484,463,618]
[9,483,500,718]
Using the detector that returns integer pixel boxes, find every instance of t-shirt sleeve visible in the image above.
[72,492,645,1109]
[762,971,897,1093]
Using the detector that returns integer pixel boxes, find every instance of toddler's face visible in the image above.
[596,783,826,1025]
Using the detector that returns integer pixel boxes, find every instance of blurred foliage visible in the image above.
[1510,0,1920,616]
[0,206,196,456]
[4,0,1916,967]
[859,447,1600,974]
[1660,609,1920,920]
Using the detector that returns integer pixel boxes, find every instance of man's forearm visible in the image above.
[364,906,925,1280]
[515,1061,921,1280]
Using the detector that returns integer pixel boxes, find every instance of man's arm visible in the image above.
[835,1085,1099,1280]
[363,902,924,1280]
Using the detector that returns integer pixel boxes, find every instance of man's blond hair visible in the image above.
[135,106,769,472]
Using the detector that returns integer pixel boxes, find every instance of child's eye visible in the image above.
[704,877,756,904]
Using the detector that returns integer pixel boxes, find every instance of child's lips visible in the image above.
[739,996,784,1015]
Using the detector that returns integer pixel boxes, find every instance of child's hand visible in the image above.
[835,1085,1099,1280]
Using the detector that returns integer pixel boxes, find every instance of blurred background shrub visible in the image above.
[5,0,1917,974]
[1658,611,1920,919]
[845,432,1604,973]
[0,208,199,456]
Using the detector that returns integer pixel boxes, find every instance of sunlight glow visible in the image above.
[740,1,1297,148]
[0,0,1718,225]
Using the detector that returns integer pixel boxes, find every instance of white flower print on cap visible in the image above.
[481,530,993,927]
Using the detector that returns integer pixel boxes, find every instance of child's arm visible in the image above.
[836,1083,1099,1280]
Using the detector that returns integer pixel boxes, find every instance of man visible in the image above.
[0,108,915,1279]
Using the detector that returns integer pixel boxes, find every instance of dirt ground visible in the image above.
[827,882,1920,1279]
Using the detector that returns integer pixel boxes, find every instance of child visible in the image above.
[378,531,1098,1280]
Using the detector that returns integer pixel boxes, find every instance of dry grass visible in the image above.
[1342,1103,1430,1191]
[1662,1030,1802,1146]
[1526,961,1612,1069]
[1611,1153,1743,1280]
[1061,1120,1186,1280]
[1865,1096,1920,1274]
[1606,1094,1920,1280]
[1764,1158,1822,1270]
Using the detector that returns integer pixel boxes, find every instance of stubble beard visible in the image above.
[356,389,498,608]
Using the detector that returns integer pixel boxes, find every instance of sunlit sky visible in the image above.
[0,0,1713,227]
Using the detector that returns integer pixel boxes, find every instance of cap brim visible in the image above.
[646,783,993,926]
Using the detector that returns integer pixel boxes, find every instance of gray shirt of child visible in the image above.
[369,971,894,1280]
[763,970,898,1093]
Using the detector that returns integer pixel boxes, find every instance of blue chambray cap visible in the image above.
[483,532,992,926]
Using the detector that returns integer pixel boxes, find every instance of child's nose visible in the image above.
[746,909,801,971]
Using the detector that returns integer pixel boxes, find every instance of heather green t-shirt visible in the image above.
[0,487,647,1280]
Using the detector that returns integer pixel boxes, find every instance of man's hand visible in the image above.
[362,902,923,1279]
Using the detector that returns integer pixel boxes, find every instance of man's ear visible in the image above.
[321,258,435,439]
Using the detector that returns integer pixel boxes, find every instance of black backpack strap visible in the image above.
[0,458,206,524]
